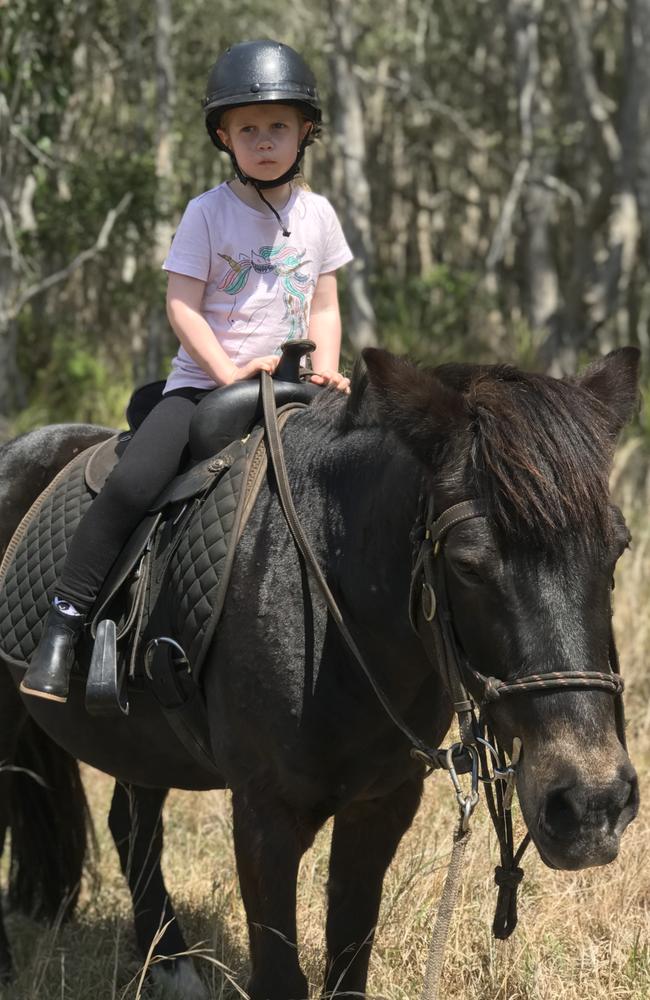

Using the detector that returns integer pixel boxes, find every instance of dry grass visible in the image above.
[2,461,650,999]
[4,756,648,1000]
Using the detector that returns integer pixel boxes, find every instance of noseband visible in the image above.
[410,498,625,737]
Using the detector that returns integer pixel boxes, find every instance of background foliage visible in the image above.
[2,0,650,431]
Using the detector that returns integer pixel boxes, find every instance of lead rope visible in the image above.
[419,734,528,999]
[420,821,472,1000]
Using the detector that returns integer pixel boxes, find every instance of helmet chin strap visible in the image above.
[228,134,311,237]
[252,185,291,238]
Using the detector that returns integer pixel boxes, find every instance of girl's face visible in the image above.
[217,104,311,182]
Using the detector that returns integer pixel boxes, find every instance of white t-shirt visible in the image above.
[162,182,353,392]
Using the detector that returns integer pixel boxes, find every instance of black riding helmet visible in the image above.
[203,40,321,234]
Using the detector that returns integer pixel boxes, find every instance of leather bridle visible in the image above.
[260,373,628,938]
[410,498,625,730]
[408,495,628,937]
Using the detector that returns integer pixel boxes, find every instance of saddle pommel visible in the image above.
[189,340,320,461]
[274,339,316,382]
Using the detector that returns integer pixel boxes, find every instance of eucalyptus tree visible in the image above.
[2,0,648,428]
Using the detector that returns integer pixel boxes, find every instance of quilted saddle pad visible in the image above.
[0,447,96,666]
[0,408,296,676]
[0,429,273,677]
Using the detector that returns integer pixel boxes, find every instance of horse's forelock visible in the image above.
[465,367,614,544]
[333,361,615,545]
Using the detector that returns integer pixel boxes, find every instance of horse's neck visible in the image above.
[321,431,421,626]
[289,416,435,709]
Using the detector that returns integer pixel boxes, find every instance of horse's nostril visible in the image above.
[542,771,638,840]
[622,770,640,814]
[543,786,583,834]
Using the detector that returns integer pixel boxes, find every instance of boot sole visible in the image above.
[19,680,68,704]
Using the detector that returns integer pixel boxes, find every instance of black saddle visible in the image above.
[0,340,322,744]
[85,339,321,500]
[127,339,320,455]
[85,338,322,521]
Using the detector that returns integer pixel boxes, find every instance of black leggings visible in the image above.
[56,387,204,612]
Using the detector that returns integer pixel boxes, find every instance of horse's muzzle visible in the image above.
[534,762,639,869]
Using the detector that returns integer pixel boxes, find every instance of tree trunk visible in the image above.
[561,0,641,356]
[0,315,19,420]
[634,0,650,261]
[0,44,20,419]
[145,0,176,384]
[328,0,377,351]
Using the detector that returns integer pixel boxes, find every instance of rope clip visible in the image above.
[445,743,480,832]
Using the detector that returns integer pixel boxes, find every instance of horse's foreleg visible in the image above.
[108,782,207,1000]
[232,786,317,1000]
[324,776,423,998]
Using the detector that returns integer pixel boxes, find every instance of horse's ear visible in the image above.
[363,348,468,460]
[576,347,640,436]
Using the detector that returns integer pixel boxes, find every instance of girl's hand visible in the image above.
[309,369,351,394]
[228,355,281,383]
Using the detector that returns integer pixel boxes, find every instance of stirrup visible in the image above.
[85,619,129,716]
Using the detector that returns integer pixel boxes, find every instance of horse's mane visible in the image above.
[314,358,615,544]
[458,363,613,542]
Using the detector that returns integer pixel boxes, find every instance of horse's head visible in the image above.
[364,346,640,871]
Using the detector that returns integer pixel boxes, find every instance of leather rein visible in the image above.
[260,373,626,938]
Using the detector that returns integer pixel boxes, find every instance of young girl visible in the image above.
[21,39,353,702]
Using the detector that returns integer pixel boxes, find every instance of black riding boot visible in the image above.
[20,603,86,703]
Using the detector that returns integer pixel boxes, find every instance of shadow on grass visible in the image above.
[0,901,248,1000]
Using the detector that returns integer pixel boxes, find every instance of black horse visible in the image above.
[0,347,641,999]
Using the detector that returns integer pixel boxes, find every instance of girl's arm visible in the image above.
[307,272,349,391]
[166,272,279,384]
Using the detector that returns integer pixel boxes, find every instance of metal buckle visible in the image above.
[475,734,521,809]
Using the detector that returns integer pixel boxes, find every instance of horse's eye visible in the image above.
[452,559,484,582]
